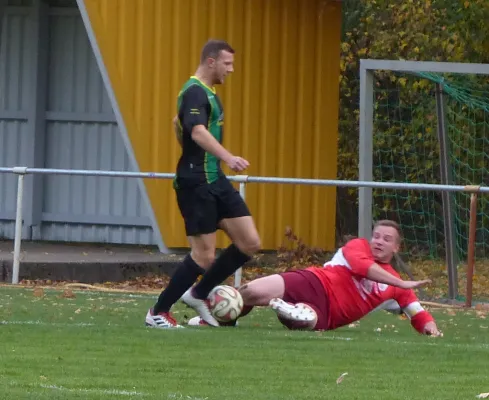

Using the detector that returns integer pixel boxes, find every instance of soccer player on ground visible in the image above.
[237,220,441,336]
[145,39,261,329]
[188,220,441,334]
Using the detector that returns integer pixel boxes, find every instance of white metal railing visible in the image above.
[1,166,489,293]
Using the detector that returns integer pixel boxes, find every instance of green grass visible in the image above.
[0,287,488,400]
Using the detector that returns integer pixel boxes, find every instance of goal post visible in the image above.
[358,59,489,300]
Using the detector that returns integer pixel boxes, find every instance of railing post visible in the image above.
[465,188,479,308]
[233,175,248,288]
[12,167,28,284]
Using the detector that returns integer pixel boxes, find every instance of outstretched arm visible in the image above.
[389,291,443,337]
[366,264,432,290]
[341,239,431,290]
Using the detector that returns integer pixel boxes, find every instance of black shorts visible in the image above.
[175,176,251,236]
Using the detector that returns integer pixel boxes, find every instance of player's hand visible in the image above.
[226,156,249,172]
[423,321,443,337]
[399,279,432,290]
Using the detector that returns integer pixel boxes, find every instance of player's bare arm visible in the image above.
[366,263,431,289]
[191,124,249,172]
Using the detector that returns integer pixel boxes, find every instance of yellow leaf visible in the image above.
[399,77,407,87]
[464,1,470,8]
[336,372,348,384]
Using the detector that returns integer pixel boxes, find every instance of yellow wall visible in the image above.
[83,0,341,251]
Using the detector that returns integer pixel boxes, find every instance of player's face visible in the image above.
[370,226,400,263]
[210,50,234,84]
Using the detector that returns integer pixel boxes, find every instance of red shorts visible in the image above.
[279,269,330,331]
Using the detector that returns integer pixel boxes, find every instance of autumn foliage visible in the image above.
[336,0,489,249]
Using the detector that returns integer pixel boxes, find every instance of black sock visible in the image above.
[193,244,251,299]
[153,254,205,314]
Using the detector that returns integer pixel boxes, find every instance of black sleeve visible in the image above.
[179,85,209,134]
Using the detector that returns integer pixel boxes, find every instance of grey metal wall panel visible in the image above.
[0,8,30,113]
[39,224,155,245]
[36,11,155,245]
[0,121,29,213]
[7,0,31,6]
[48,0,76,7]
[0,7,30,228]
[0,222,16,238]
[47,12,113,115]
[0,3,156,245]
[43,121,148,220]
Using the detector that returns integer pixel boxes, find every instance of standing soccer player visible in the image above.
[145,39,261,328]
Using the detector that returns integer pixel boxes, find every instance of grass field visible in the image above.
[1,286,489,400]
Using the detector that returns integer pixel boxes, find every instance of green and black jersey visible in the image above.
[174,76,225,189]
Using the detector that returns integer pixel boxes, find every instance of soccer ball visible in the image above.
[208,285,244,323]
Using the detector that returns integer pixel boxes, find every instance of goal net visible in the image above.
[359,61,489,302]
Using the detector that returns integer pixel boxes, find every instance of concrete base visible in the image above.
[0,240,186,283]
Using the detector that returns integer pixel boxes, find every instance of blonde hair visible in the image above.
[373,220,402,244]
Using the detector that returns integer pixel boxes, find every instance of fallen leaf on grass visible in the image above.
[477,393,489,398]
[74,308,81,314]
[336,372,348,384]
[33,288,44,298]
[60,289,76,299]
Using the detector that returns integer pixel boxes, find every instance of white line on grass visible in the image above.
[0,320,94,327]
[0,319,211,330]
[307,333,489,350]
[41,384,146,396]
[375,337,489,350]
[168,393,209,400]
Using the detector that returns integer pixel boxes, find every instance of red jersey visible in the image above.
[306,238,434,333]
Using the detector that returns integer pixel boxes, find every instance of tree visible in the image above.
[337,0,489,252]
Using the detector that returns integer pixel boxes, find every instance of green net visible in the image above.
[372,71,489,263]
